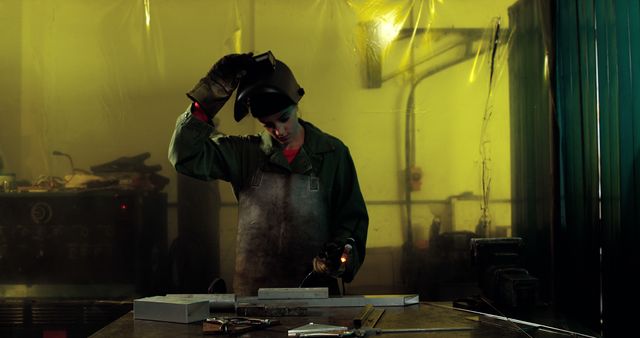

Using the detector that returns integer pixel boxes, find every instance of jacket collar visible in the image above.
[259,119,335,173]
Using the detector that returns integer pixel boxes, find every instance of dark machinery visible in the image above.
[470,237,539,308]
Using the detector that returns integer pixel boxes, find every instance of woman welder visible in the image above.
[169,52,368,296]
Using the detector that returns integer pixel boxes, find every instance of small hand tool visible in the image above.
[203,316,280,335]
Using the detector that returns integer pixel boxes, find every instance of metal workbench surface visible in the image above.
[89,301,578,338]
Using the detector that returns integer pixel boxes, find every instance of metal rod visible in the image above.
[431,303,598,338]
[379,327,473,333]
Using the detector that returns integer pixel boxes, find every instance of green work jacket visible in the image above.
[168,109,368,282]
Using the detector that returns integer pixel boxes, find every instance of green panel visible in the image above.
[598,0,640,335]
[554,0,600,330]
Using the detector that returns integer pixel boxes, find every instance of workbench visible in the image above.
[89,302,562,337]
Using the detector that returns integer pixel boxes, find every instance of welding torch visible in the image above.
[319,238,355,276]
[338,241,353,272]
[300,238,356,287]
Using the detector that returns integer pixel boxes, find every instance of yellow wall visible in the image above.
[1,0,516,291]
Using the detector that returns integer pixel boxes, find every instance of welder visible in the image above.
[168,51,368,296]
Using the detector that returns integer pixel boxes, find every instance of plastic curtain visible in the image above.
[0,0,517,300]
[507,0,555,302]
[595,0,640,336]
[555,0,601,331]
[557,0,640,334]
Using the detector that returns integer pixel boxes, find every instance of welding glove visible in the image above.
[312,238,356,278]
[186,53,254,119]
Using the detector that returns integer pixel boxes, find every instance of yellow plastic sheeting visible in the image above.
[1,0,516,251]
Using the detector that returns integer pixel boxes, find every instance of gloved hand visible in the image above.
[312,238,355,277]
[186,53,254,118]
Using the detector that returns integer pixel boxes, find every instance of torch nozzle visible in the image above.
[340,244,353,264]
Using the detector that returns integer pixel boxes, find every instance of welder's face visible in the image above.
[257,105,301,145]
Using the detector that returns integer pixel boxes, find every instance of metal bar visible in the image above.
[353,304,374,328]
[258,287,328,300]
[362,308,384,329]
[211,198,514,207]
[236,304,307,317]
[240,294,419,308]
[379,327,473,333]
[166,293,236,312]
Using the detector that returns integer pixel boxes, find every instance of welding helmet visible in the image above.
[234,54,305,122]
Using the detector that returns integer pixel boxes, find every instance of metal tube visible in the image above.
[380,327,473,333]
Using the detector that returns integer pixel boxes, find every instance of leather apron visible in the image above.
[233,167,329,296]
